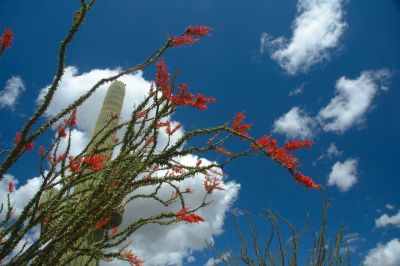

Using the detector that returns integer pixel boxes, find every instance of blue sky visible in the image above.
[1,0,400,265]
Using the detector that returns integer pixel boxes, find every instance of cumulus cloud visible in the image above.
[375,211,400,228]
[260,0,347,74]
[272,107,316,139]
[364,239,400,266]
[204,252,231,266]
[385,203,395,210]
[272,70,391,138]
[318,70,391,133]
[327,158,358,192]
[0,76,26,109]
[35,66,240,265]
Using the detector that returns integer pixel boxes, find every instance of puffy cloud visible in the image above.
[375,211,400,228]
[326,143,342,158]
[327,158,358,192]
[318,70,391,133]
[385,203,395,210]
[102,154,240,266]
[272,107,316,139]
[35,66,240,265]
[0,76,26,109]
[204,252,231,266]
[288,83,305,96]
[260,0,347,74]
[364,239,400,266]
[272,70,391,138]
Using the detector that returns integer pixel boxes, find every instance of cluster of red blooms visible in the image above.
[232,112,252,137]
[251,135,320,189]
[155,60,215,110]
[95,216,111,230]
[14,132,35,153]
[170,25,212,47]
[67,153,106,173]
[0,28,14,49]
[157,120,182,136]
[176,207,204,223]
[204,176,225,194]
[64,108,77,126]
[120,250,144,266]
[285,140,313,151]
[57,124,67,138]
[8,181,14,193]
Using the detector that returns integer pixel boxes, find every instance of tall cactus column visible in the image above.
[72,80,126,265]
[41,81,126,265]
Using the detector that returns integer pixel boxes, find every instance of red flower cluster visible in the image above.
[84,153,106,171]
[14,132,35,153]
[170,35,198,47]
[68,156,83,173]
[285,140,313,151]
[38,145,45,155]
[0,28,14,49]
[155,60,215,110]
[95,216,111,230]
[251,135,321,189]
[293,171,321,189]
[121,250,143,266]
[64,109,77,126]
[185,26,212,37]
[170,25,212,47]
[176,207,204,223]
[204,176,225,194]
[8,181,14,193]
[57,125,67,138]
[232,112,252,136]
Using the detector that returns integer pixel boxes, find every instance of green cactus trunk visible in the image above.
[40,81,126,265]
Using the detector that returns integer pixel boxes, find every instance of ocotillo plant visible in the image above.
[0,1,321,265]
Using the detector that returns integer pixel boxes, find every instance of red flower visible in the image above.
[95,216,111,230]
[144,136,155,146]
[171,84,215,110]
[251,135,277,150]
[0,28,14,49]
[156,59,172,98]
[176,208,205,223]
[285,140,313,151]
[84,153,106,171]
[57,125,67,138]
[121,250,143,266]
[185,26,212,37]
[110,227,119,237]
[14,131,34,153]
[157,120,170,128]
[112,136,119,143]
[204,176,225,194]
[293,171,321,190]
[68,156,83,173]
[170,35,198,47]
[38,145,45,155]
[8,181,14,193]
[232,112,252,136]
[184,187,194,193]
[166,124,181,136]
[136,110,147,119]
[64,108,77,126]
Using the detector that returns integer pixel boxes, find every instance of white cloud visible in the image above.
[0,76,26,109]
[36,66,240,265]
[272,70,391,139]
[260,0,347,74]
[326,143,342,158]
[204,252,231,266]
[327,158,358,192]
[289,83,305,96]
[102,155,240,266]
[272,107,316,139]
[364,239,400,266]
[375,211,400,228]
[318,70,391,133]
[385,203,395,210]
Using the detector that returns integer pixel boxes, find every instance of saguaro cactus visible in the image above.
[40,81,126,265]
